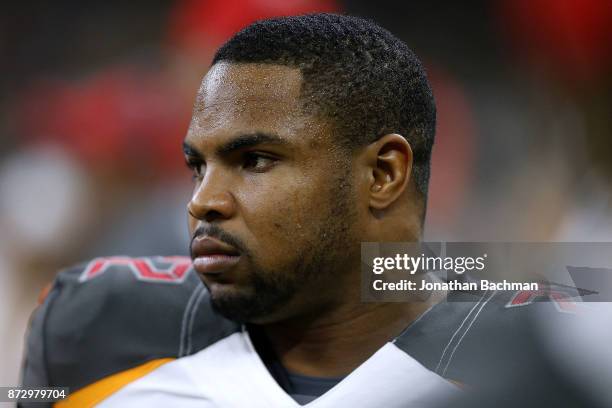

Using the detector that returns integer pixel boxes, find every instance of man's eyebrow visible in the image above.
[216,132,289,155]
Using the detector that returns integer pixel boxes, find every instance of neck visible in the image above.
[257,295,439,378]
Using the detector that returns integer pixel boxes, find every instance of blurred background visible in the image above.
[1,0,610,387]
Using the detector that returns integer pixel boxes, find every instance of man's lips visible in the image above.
[191,236,241,275]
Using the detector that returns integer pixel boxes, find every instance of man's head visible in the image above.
[185,13,436,323]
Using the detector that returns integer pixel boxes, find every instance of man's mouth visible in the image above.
[191,236,241,275]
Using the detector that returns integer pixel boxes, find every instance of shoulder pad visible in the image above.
[395,287,579,384]
[21,256,239,393]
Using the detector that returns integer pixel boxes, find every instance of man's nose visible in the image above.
[187,174,236,223]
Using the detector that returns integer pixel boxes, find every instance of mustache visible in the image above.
[190,225,249,257]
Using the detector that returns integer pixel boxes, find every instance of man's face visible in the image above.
[184,62,359,323]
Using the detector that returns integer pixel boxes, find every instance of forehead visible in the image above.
[198,62,302,110]
[188,62,327,146]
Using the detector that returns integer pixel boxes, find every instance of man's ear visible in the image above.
[364,134,413,210]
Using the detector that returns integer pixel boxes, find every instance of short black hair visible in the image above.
[213,13,436,202]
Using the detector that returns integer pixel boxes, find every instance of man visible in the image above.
[20,13,558,407]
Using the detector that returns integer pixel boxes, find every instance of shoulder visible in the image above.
[21,256,240,393]
[395,287,580,384]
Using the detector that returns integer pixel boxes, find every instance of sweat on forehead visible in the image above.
[188,63,331,149]
[195,62,305,112]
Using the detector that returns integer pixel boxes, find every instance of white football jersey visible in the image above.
[99,329,458,407]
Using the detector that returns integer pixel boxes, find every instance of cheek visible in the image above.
[237,175,324,257]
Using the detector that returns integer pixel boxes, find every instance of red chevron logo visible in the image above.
[79,256,192,283]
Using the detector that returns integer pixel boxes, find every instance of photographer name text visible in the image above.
[372,279,539,292]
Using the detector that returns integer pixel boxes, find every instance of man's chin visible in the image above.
[206,283,294,324]
[207,285,263,323]
[210,297,258,323]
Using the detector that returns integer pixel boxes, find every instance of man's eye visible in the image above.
[187,161,205,180]
[243,153,277,171]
